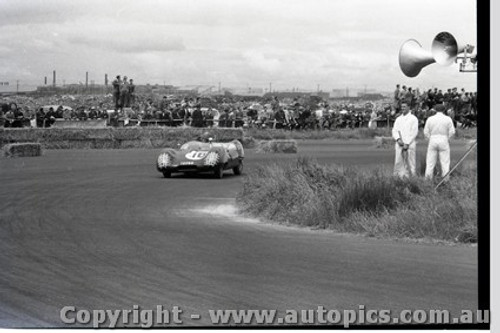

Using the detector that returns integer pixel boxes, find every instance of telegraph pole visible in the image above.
[16,80,19,94]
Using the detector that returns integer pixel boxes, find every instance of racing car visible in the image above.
[156,138,244,179]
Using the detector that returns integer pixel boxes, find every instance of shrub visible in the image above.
[2,143,42,157]
[255,140,298,153]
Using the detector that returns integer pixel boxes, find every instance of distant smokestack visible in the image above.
[85,72,88,88]
[44,76,47,85]
[105,74,108,86]
[53,70,56,87]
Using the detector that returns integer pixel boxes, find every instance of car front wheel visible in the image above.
[214,165,224,179]
[233,160,243,175]
[162,171,171,178]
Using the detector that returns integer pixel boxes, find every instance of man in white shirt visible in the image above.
[423,103,456,179]
[392,102,419,177]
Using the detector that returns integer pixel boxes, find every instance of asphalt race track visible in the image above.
[0,140,477,327]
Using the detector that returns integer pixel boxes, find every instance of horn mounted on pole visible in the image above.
[398,39,435,78]
[431,31,474,66]
[399,31,476,77]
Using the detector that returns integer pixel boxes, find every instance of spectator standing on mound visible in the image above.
[393,84,401,112]
[128,79,135,106]
[36,108,45,127]
[120,76,130,110]
[399,85,408,105]
[392,102,419,177]
[423,104,456,180]
[112,75,121,110]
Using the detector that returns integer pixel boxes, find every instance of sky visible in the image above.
[0,0,478,92]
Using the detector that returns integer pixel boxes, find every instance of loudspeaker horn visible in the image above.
[398,39,435,78]
[431,31,474,66]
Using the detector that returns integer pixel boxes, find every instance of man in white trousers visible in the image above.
[392,102,419,177]
[423,103,456,179]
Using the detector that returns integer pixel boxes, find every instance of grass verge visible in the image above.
[236,157,477,243]
[0,127,244,149]
[244,127,476,141]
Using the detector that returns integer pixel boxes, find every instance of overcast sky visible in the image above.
[0,0,478,92]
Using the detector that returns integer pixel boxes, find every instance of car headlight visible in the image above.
[204,152,219,166]
[158,153,171,168]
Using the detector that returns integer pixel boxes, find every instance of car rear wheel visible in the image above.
[233,160,243,175]
[214,165,224,179]
[162,171,171,178]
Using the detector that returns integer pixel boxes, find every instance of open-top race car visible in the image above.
[156,138,244,179]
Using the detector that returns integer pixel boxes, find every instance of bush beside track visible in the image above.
[256,139,298,154]
[0,127,244,149]
[236,157,477,243]
[2,143,42,157]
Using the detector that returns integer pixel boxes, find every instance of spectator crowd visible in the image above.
[0,83,477,130]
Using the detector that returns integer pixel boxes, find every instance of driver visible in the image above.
[195,131,212,143]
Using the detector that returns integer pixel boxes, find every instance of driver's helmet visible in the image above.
[196,131,212,143]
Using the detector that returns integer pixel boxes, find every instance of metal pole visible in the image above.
[435,140,477,190]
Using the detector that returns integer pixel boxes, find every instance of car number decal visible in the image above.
[185,151,208,160]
